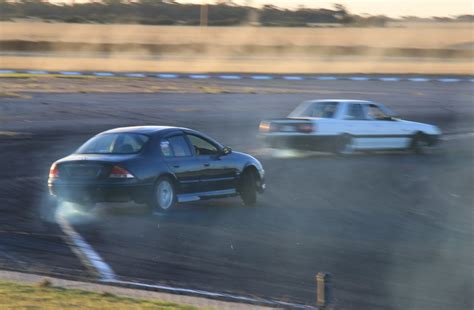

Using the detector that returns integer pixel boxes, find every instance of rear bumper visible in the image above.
[48,180,152,203]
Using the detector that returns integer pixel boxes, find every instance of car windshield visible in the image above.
[288,101,338,118]
[76,133,149,154]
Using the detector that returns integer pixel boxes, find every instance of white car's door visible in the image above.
[340,103,376,149]
[366,104,410,149]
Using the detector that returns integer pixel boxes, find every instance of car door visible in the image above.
[160,134,203,194]
[186,133,237,192]
[366,103,408,149]
[340,103,375,149]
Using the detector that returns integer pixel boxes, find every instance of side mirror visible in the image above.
[222,146,232,155]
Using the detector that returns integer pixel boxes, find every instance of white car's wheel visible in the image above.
[411,132,430,155]
[150,177,176,213]
[336,134,354,155]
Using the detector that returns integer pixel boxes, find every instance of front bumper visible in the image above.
[48,179,152,203]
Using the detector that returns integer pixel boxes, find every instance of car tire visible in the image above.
[241,170,257,206]
[336,134,354,155]
[411,132,429,155]
[150,177,176,213]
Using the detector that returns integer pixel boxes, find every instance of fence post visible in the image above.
[316,272,332,309]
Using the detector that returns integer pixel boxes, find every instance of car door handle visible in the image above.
[173,165,180,168]
[203,163,210,167]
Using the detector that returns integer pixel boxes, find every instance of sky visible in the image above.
[47,0,473,18]
[175,0,473,17]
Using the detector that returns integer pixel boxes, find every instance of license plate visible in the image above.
[69,166,99,178]
[281,125,295,132]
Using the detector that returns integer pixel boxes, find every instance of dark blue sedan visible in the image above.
[48,126,265,212]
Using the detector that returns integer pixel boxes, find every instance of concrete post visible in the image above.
[316,272,332,308]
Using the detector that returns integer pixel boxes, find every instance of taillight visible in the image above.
[109,166,134,179]
[298,123,315,133]
[49,163,59,178]
[259,121,271,133]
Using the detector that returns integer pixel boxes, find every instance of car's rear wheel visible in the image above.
[150,177,176,213]
[336,134,354,155]
[411,132,429,155]
[241,170,257,206]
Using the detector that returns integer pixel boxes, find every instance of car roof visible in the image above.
[305,99,374,104]
[101,126,189,135]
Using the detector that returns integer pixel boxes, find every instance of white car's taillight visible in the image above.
[109,166,134,179]
[259,121,271,133]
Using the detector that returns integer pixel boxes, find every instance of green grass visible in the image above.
[0,281,206,310]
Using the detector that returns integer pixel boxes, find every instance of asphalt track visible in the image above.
[0,79,473,309]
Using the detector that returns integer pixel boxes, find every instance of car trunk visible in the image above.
[260,118,314,134]
[56,153,136,180]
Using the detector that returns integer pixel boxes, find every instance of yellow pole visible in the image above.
[200,1,208,27]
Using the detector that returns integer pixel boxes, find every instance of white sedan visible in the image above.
[258,99,441,154]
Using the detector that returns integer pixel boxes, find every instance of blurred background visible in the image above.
[0,0,472,74]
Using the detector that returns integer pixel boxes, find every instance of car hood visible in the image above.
[395,119,442,135]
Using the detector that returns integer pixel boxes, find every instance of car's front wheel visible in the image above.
[240,171,257,206]
[150,177,176,213]
[411,132,430,155]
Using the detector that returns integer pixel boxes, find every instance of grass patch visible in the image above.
[0,73,99,79]
[0,91,31,99]
[0,281,205,310]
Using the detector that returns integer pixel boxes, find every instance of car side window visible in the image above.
[160,135,192,158]
[187,134,219,156]
[346,104,366,120]
[367,104,389,120]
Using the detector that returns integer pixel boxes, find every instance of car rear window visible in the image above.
[76,133,149,154]
[289,101,339,118]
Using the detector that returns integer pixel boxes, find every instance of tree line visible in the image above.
[0,0,472,26]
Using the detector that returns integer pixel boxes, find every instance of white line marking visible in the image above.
[57,211,315,309]
[251,75,273,80]
[0,70,16,74]
[219,75,241,79]
[469,78,474,83]
[349,76,370,81]
[106,280,315,309]
[157,74,178,78]
[125,73,146,78]
[316,76,338,81]
[189,74,210,79]
[59,71,81,75]
[437,78,460,83]
[379,77,400,82]
[27,70,48,74]
[283,76,304,80]
[93,72,115,77]
[57,213,116,281]
[408,77,431,82]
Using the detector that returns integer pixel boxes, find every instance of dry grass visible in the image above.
[0,22,472,74]
[1,22,472,49]
[1,55,472,74]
